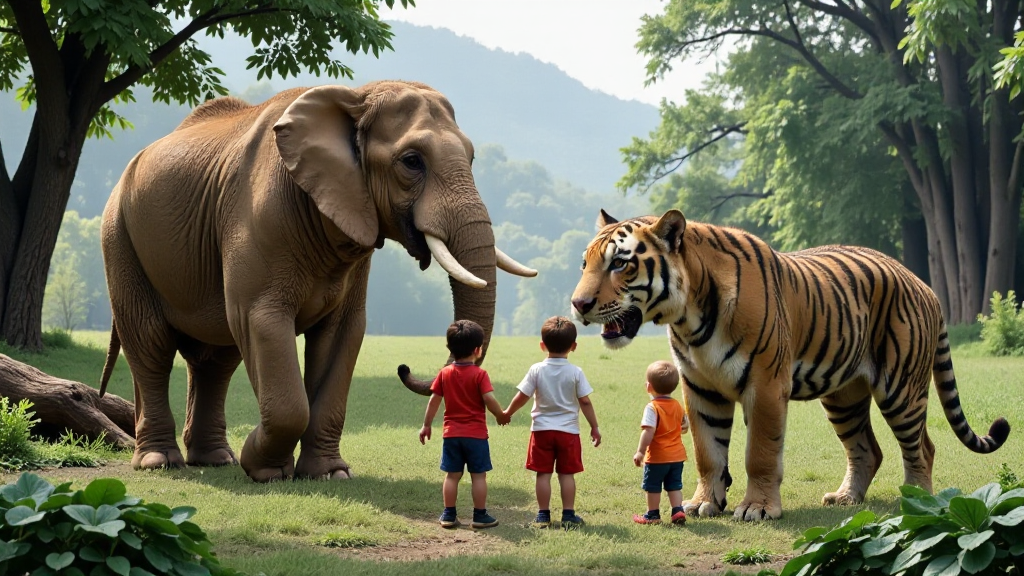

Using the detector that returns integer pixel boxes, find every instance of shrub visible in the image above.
[722,547,774,565]
[997,463,1024,492]
[978,290,1024,355]
[0,472,242,575]
[41,328,76,350]
[0,397,40,471]
[780,482,1024,575]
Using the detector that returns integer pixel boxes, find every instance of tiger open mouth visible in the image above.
[601,306,643,341]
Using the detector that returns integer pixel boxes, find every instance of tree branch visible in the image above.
[98,6,291,104]
[795,0,880,44]
[710,191,772,216]
[777,3,864,99]
[638,123,749,194]
[878,121,927,206]
[0,26,19,35]
[7,0,65,111]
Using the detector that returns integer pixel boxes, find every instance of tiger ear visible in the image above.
[597,209,618,229]
[653,209,687,252]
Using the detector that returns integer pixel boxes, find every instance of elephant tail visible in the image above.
[99,321,121,398]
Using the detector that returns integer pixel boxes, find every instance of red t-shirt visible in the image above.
[430,363,494,439]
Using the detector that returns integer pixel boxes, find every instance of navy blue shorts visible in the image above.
[440,437,492,474]
[642,461,684,493]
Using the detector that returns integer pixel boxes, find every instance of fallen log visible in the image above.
[0,354,135,449]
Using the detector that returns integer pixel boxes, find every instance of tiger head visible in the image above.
[571,209,689,349]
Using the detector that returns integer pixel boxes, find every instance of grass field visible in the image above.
[3,331,1022,575]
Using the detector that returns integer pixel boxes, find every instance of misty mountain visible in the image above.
[0,21,660,219]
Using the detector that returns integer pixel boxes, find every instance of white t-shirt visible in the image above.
[517,358,594,434]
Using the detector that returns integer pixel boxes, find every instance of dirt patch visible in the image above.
[668,553,792,575]
[338,528,495,562]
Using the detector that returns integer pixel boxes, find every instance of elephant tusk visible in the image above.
[425,234,488,289]
[495,248,538,277]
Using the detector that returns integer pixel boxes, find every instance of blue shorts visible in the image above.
[440,437,492,474]
[642,461,684,493]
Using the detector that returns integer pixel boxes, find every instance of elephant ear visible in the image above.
[273,86,378,247]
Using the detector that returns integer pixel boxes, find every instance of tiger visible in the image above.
[571,208,1011,521]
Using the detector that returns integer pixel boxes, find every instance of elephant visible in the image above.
[98,80,536,482]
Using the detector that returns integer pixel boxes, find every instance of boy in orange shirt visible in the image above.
[632,360,689,525]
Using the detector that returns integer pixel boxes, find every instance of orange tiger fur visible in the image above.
[571,209,1010,521]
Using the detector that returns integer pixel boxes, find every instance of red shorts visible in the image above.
[525,430,583,474]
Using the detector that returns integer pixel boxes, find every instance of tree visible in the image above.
[626,0,1024,323]
[43,249,88,333]
[0,0,411,350]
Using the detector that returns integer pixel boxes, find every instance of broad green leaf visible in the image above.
[171,560,210,576]
[5,505,45,526]
[958,530,994,550]
[106,556,131,576]
[39,494,74,512]
[1,473,55,508]
[53,481,74,494]
[65,504,122,526]
[36,525,55,543]
[970,483,1002,509]
[30,566,56,576]
[129,568,156,576]
[922,555,959,576]
[80,546,105,562]
[46,551,75,570]
[959,541,996,573]
[992,506,1024,526]
[120,531,143,549]
[910,531,949,553]
[948,497,990,531]
[833,555,862,574]
[66,568,87,576]
[170,506,196,525]
[890,547,923,573]
[900,485,932,499]
[0,540,29,562]
[83,479,127,508]
[143,545,173,573]
[862,531,907,557]
[78,520,127,538]
[902,494,944,516]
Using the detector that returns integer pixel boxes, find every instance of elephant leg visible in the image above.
[179,338,242,467]
[821,379,883,506]
[102,209,183,470]
[232,305,309,483]
[734,376,788,521]
[296,260,370,480]
[681,376,735,519]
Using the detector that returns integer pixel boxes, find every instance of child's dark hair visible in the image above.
[647,360,679,395]
[447,319,485,359]
[541,316,577,354]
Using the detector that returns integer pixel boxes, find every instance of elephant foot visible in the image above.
[295,453,355,480]
[186,446,238,467]
[822,490,863,507]
[682,499,723,518]
[733,494,782,521]
[132,448,186,470]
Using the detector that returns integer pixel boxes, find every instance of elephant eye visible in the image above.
[401,153,425,172]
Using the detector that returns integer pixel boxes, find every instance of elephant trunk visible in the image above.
[398,203,496,396]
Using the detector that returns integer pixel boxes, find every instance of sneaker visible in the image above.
[561,513,585,531]
[438,509,460,529]
[471,510,499,529]
[633,512,662,525]
[671,510,687,525]
[532,511,552,529]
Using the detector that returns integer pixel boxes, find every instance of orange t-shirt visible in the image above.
[642,397,688,464]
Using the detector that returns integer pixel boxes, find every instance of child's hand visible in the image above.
[496,411,511,426]
[633,451,644,467]
[419,425,431,444]
[590,427,602,447]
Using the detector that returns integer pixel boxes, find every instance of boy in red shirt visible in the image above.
[419,320,509,529]
[632,360,689,525]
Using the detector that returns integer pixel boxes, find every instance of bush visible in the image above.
[0,397,40,470]
[0,473,242,576]
[978,290,1024,355]
[722,547,774,565]
[780,481,1024,575]
[41,329,76,350]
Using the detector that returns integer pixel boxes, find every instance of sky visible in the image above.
[380,0,720,106]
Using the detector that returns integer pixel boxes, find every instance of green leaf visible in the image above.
[107,556,131,576]
[172,561,210,576]
[36,525,55,543]
[64,504,122,526]
[120,531,143,549]
[66,568,87,576]
[992,507,1024,526]
[1,473,55,508]
[958,530,994,550]
[83,479,127,508]
[910,531,949,553]
[923,555,959,576]
[39,494,74,512]
[77,519,127,538]
[169,506,196,525]
[862,531,906,557]
[970,483,1003,509]
[6,505,46,526]
[46,552,75,570]
[31,567,57,576]
[143,545,173,573]
[900,485,932,499]
[129,569,156,576]
[890,547,924,573]
[959,541,996,573]
[948,497,990,531]
[80,546,105,563]
[0,540,29,562]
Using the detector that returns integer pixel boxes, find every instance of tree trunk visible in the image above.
[1,111,88,350]
[901,194,930,284]
[0,354,135,448]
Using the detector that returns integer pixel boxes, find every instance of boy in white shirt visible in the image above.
[504,316,601,529]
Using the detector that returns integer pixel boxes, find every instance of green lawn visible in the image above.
[3,332,1021,576]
